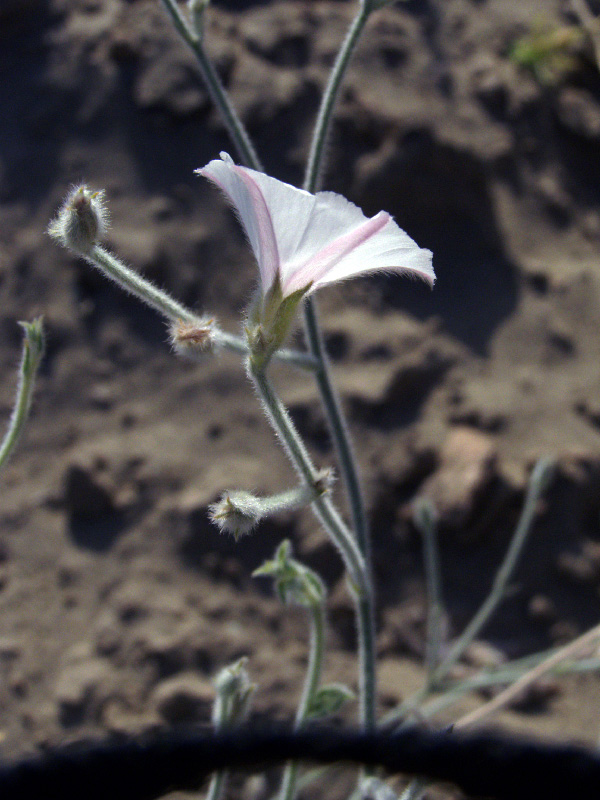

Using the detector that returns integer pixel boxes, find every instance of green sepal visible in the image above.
[306,683,355,719]
[253,539,325,608]
[19,317,45,375]
[247,276,311,371]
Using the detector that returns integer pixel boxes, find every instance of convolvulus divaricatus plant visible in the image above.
[47,2,600,799]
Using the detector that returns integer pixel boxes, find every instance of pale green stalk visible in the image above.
[431,458,554,685]
[279,601,325,800]
[302,3,370,195]
[414,501,444,689]
[0,319,44,473]
[248,362,369,598]
[206,770,227,800]
[301,0,372,553]
[251,362,374,730]
[381,459,554,729]
[456,618,600,729]
[159,0,262,171]
[89,244,200,324]
[87,245,314,369]
[301,0,379,733]
[399,777,428,800]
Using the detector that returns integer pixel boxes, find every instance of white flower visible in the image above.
[196,153,434,299]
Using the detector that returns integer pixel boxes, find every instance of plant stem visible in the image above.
[455,620,600,730]
[249,362,368,598]
[90,245,200,324]
[415,503,444,690]
[302,0,373,553]
[249,362,376,730]
[0,319,44,473]
[303,4,370,195]
[380,460,554,730]
[399,777,429,800]
[431,458,553,685]
[87,246,313,368]
[205,769,227,800]
[301,302,369,556]
[279,602,325,800]
[160,0,262,171]
[301,0,377,733]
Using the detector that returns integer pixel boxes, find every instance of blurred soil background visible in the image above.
[2,0,600,796]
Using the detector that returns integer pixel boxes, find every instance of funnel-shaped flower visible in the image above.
[197,153,434,299]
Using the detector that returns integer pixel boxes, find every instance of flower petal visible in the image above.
[287,204,434,294]
[197,157,280,291]
[197,157,434,297]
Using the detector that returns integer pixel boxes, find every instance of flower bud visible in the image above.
[209,491,263,540]
[212,657,255,730]
[253,539,325,608]
[48,185,108,255]
[169,317,217,358]
[188,0,210,37]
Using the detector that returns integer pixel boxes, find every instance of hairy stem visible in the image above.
[0,319,44,473]
[248,362,376,730]
[279,602,325,800]
[301,0,377,732]
[160,0,261,170]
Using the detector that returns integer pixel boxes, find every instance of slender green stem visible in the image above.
[301,0,373,555]
[456,618,600,730]
[302,302,369,555]
[301,1,377,732]
[414,502,444,689]
[380,460,554,731]
[357,594,376,731]
[249,362,368,597]
[431,458,553,685]
[87,245,314,369]
[0,319,44,473]
[206,770,227,800]
[303,4,370,195]
[279,602,325,800]
[90,245,200,324]
[301,0,372,552]
[159,0,262,171]
[250,363,376,730]
[218,331,318,370]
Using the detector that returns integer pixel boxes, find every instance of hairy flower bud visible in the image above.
[48,185,108,255]
[212,657,255,730]
[169,317,217,358]
[209,491,263,540]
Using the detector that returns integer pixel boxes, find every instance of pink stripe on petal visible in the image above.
[282,212,391,295]
[232,167,280,292]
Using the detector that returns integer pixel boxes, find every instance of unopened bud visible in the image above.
[48,185,108,255]
[169,317,216,358]
[313,467,335,497]
[212,657,255,730]
[209,491,263,540]
[188,0,210,37]
[19,317,45,375]
[253,539,325,608]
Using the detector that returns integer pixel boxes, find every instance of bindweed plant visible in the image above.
[47,1,600,799]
